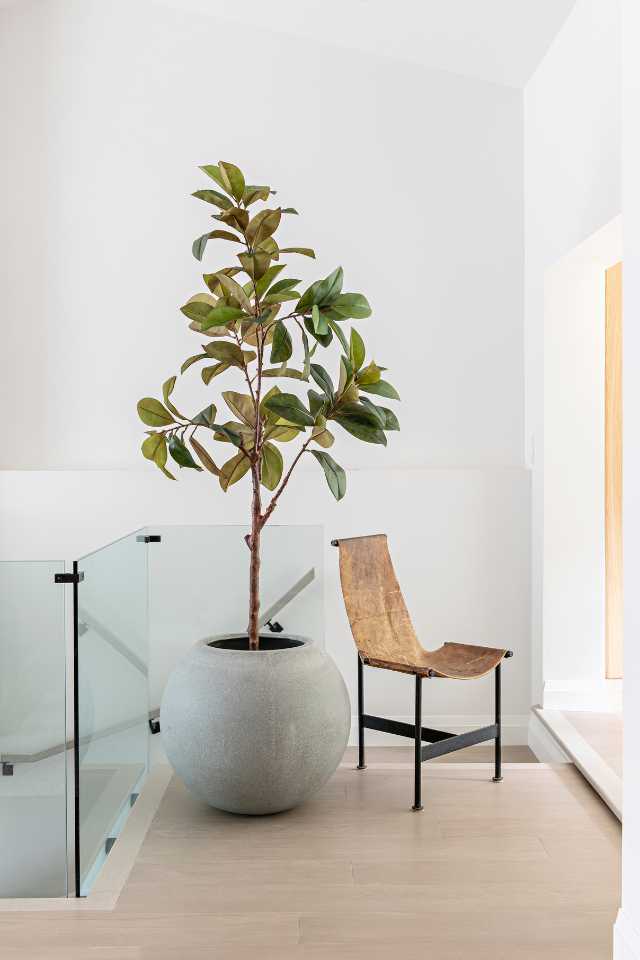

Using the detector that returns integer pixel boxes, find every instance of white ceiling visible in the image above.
[157,0,577,88]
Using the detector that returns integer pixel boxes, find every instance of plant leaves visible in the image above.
[192,403,217,427]
[267,277,300,296]
[191,189,233,210]
[218,161,245,202]
[358,379,400,400]
[245,207,281,248]
[263,392,315,427]
[349,328,366,371]
[161,376,187,421]
[202,361,232,383]
[270,320,292,363]
[199,164,227,190]
[212,423,244,446]
[180,300,245,328]
[238,251,271,281]
[137,397,174,427]
[308,389,326,418]
[361,398,400,431]
[204,341,244,365]
[311,450,346,500]
[190,436,220,475]
[219,451,251,490]
[262,367,307,380]
[180,353,207,373]
[168,436,202,470]
[243,184,271,206]
[265,423,301,442]
[331,292,372,319]
[315,266,343,307]
[222,391,256,426]
[215,207,249,231]
[279,247,315,258]
[309,362,334,400]
[212,272,252,313]
[260,442,284,491]
[141,433,175,479]
[311,416,334,448]
[192,233,211,261]
[254,263,286,299]
[357,360,381,385]
[281,207,299,214]
[303,316,333,348]
[312,304,329,336]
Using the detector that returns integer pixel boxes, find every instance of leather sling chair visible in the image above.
[332,534,513,810]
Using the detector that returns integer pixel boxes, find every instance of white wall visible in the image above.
[543,216,622,709]
[0,0,529,737]
[616,4,640,955]
[524,0,621,705]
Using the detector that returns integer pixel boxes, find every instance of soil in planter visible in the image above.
[209,635,304,652]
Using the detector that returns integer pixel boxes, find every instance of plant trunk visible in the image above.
[248,467,261,650]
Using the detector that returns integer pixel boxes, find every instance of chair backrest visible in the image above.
[335,534,423,668]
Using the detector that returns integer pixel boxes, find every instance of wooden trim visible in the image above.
[605,262,623,679]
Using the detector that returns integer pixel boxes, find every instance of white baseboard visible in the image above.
[543,679,623,712]
[349,714,529,747]
[615,909,640,959]
[528,710,571,763]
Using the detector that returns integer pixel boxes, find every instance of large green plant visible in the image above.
[137,162,400,649]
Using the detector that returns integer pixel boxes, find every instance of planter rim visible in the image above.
[197,633,312,656]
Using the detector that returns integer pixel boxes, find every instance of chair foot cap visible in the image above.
[356,764,367,770]
[411,804,423,812]
[492,776,503,783]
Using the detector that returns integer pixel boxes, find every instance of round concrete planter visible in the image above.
[160,634,350,815]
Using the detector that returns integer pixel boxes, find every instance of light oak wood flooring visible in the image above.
[0,753,620,960]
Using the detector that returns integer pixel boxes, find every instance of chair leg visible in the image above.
[493,663,502,782]
[357,654,366,770]
[412,674,423,811]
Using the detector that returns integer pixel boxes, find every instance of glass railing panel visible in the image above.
[76,531,149,895]
[0,561,68,897]
[148,524,323,715]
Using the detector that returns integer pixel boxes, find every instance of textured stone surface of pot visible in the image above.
[160,634,350,815]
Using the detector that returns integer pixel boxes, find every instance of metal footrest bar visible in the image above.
[362,714,455,743]
[420,723,498,761]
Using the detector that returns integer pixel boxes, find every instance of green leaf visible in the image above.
[191,190,233,210]
[199,164,227,190]
[255,263,286,299]
[331,292,372,320]
[218,161,245,202]
[169,436,202,470]
[203,268,242,296]
[263,289,299,305]
[238,251,271,281]
[243,184,271,205]
[267,277,300,296]
[263,392,315,427]
[302,329,311,380]
[222,391,256,426]
[202,361,232,384]
[245,208,281,248]
[311,416,334,448]
[219,451,251,490]
[204,341,245,365]
[312,304,329,335]
[255,236,279,260]
[308,389,326,418]
[137,397,174,427]
[357,361,381,385]
[315,266,343,307]
[162,376,187,421]
[310,363,334,400]
[361,399,400,431]
[180,354,207,374]
[281,207,299,214]
[325,315,348,353]
[192,403,217,427]
[262,367,307,380]
[261,442,284,491]
[349,328,366,371]
[190,436,220,475]
[141,433,175,479]
[180,300,245,328]
[358,379,400,400]
[215,206,249,232]
[192,233,211,261]
[212,272,252,313]
[212,423,243,446]
[303,316,333,348]
[279,247,315,258]
[265,423,301,442]
[311,450,346,501]
[207,229,243,243]
[270,320,293,363]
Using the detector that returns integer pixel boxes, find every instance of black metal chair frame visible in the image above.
[356,651,514,810]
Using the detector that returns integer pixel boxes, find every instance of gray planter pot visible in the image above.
[160,634,350,815]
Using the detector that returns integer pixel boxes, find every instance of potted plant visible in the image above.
[137,161,400,814]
